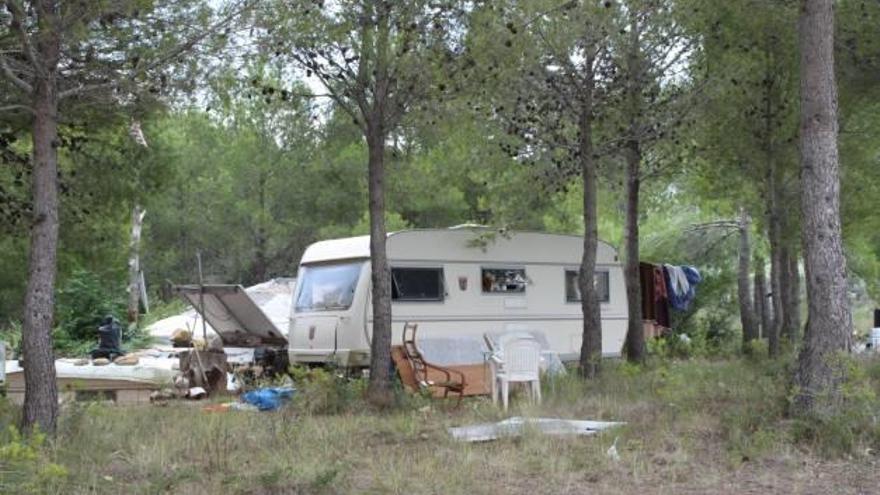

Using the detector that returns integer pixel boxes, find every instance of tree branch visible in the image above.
[58,0,255,101]
[0,55,32,93]
[58,80,116,99]
[0,103,33,113]
[4,0,40,72]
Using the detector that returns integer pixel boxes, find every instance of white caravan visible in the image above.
[288,228,628,367]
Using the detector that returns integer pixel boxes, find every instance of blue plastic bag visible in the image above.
[241,387,295,411]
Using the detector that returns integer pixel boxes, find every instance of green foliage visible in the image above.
[790,355,880,457]
[52,268,154,356]
[290,366,367,415]
[55,269,125,342]
[0,320,22,357]
[0,425,69,494]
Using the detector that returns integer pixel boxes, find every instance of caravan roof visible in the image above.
[299,228,620,265]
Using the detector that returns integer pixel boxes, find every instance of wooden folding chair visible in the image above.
[401,322,466,408]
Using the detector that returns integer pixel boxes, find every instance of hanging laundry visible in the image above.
[664,265,702,311]
[654,265,670,327]
[639,262,672,332]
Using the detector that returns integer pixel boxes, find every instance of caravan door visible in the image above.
[289,261,365,364]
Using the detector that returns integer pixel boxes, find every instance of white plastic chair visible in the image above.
[488,336,542,410]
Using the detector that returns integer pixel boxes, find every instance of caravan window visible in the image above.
[482,268,527,293]
[295,261,363,311]
[565,270,610,303]
[391,267,444,301]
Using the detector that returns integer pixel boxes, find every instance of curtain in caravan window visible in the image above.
[391,267,444,301]
[565,270,610,303]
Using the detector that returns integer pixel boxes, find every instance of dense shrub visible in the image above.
[52,269,153,356]
[0,423,69,493]
[290,366,367,415]
[55,268,126,342]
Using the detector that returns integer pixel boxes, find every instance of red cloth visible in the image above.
[655,266,671,328]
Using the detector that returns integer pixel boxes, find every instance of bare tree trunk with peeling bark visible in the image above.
[792,0,853,417]
[127,205,146,326]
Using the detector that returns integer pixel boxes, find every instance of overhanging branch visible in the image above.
[0,103,33,113]
[0,55,33,93]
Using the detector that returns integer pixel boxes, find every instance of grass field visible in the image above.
[2,355,879,494]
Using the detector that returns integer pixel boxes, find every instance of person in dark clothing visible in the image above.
[90,315,126,361]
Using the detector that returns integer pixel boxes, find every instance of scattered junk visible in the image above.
[448,417,625,442]
[146,278,294,348]
[639,262,703,339]
[4,278,292,406]
[179,347,227,397]
[144,281,292,402]
[168,282,290,382]
[240,386,295,411]
[170,328,193,348]
[289,228,630,368]
[187,386,207,399]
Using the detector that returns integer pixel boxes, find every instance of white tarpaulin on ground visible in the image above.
[448,417,625,442]
[146,278,295,345]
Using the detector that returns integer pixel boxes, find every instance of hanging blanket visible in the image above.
[664,265,702,311]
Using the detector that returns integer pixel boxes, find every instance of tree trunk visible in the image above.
[621,14,646,363]
[788,251,801,342]
[754,257,770,341]
[761,43,783,357]
[622,141,645,363]
[365,125,393,407]
[577,56,603,378]
[779,244,794,345]
[738,209,759,352]
[792,0,853,417]
[21,11,61,433]
[127,205,146,326]
[767,184,783,357]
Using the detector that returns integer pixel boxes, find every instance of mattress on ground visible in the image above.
[4,357,177,392]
